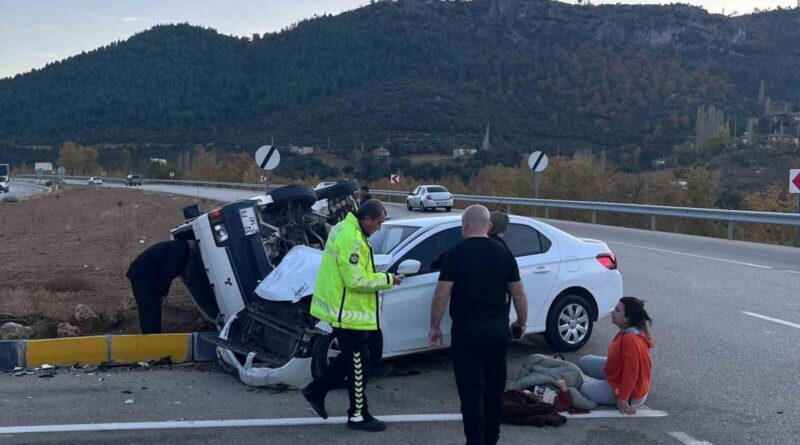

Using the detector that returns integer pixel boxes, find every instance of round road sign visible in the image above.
[528,151,548,173]
[255,145,281,171]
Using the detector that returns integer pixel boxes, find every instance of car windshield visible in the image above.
[427,186,448,193]
[369,224,419,254]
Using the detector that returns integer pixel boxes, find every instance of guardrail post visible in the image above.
[506,204,511,214]
[650,215,656,231]
[544,207,549,219]
[591,210,597,224]
[727,221,734,240]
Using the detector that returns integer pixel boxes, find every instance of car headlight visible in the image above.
[212,223,229,243]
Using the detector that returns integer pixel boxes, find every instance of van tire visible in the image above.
[271,184,317,208]
[311,334,337,381]
[316,179,360,200]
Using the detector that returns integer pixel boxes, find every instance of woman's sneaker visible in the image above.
[347,412,386,432]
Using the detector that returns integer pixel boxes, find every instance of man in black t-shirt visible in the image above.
[429,205,528,445]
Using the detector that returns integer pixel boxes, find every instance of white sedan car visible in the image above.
[171,188,622,388]
[407,185,454,212]
[88,177,103,186]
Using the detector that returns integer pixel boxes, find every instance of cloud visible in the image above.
[24,52,62,60]
[120,16,151,23]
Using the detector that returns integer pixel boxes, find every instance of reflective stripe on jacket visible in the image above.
[310,213,394,330]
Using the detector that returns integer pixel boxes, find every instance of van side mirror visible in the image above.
[397,259,421,276]
[183,204,201,220]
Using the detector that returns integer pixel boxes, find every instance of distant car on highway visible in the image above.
[88,177,103,186]
[406,185,454,212]
[314,181,335,190]
[126,174,142,186]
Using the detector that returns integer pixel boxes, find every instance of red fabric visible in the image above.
[553,390,573,412]
[603,331,653,401]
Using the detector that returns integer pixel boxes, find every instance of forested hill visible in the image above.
[1,0,799,169]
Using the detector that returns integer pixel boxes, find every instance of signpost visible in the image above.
[390,174,400,184]
[528,151,549,217]
[255,145,280,192]
[528,150,548,197]
[791,169,800,247]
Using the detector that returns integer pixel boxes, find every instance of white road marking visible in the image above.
[787,270,800,275]
[563,409,667,419]
[0,410,668,434]
[741,311,800,330]
[668,431,713,444]
[610,242,773,269]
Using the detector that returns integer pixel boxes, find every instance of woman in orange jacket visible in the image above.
[577,297,653,414]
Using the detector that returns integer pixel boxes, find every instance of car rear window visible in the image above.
[504,223,552,256]
[427,186,448,193]
[369,225,419,254]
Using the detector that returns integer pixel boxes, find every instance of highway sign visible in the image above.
[791,169,800,194]
[390,174,400,184]
[528,151,548,173]
[255,145,280,171]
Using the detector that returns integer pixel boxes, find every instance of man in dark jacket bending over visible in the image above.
[126,240,195,334]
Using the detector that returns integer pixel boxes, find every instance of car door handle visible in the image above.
[533,266,550,274]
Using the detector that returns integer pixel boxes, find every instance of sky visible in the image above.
[1,0,796,79]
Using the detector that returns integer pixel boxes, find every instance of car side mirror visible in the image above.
[397,259,421,276]
[183,204,201,220]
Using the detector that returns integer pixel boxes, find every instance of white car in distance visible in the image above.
[407,185,454,212]
[88,177,104,186]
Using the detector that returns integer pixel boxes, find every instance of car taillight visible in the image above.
[596,253,617,270]
[209,208,223,223]
[212,223,229,243]
[426,194,433,200]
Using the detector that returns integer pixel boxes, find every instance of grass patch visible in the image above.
[43,273,94,292]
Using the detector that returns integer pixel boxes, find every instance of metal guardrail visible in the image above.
[18,174,800,246]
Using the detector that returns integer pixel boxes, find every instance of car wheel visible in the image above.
[316,179,359,200]
[406,201,412,211]
[445,207,452,212]
[271,184,317,208]
[544,294,593,352]
[419,202,426,212]
[311,334,341,381]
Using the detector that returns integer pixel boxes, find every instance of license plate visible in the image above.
[239,207,260,236]
[437,201,448,205]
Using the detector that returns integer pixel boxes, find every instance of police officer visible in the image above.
[126,239,195,334]
[429,205,528,445]
[303,199,403,432]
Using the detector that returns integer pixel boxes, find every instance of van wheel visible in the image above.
[544,294,593,352]
[316,179,359,200]
[271,184,317,208]
[311,334,341,381]
[445,207,452,212]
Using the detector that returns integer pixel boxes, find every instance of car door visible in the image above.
[409,187,420,206]
[380,224,463,353]
[504,222,560,330]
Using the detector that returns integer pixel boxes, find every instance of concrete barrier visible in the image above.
[1,332,216,370]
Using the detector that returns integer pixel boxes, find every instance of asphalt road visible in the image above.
[4,181,48,199]
[3,182,799,444]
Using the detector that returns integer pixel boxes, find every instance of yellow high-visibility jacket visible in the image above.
[311,213,394,330]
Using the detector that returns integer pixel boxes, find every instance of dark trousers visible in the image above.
[307,328,380,418]
[451,329,509,445]
[129,279,163,334]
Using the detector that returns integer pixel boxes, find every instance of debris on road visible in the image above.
[124,399,134,404]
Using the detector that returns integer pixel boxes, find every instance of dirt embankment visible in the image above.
[0,186,220,338]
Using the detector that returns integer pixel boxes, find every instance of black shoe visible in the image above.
[347,413,386,432]
[302,386,328,419]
